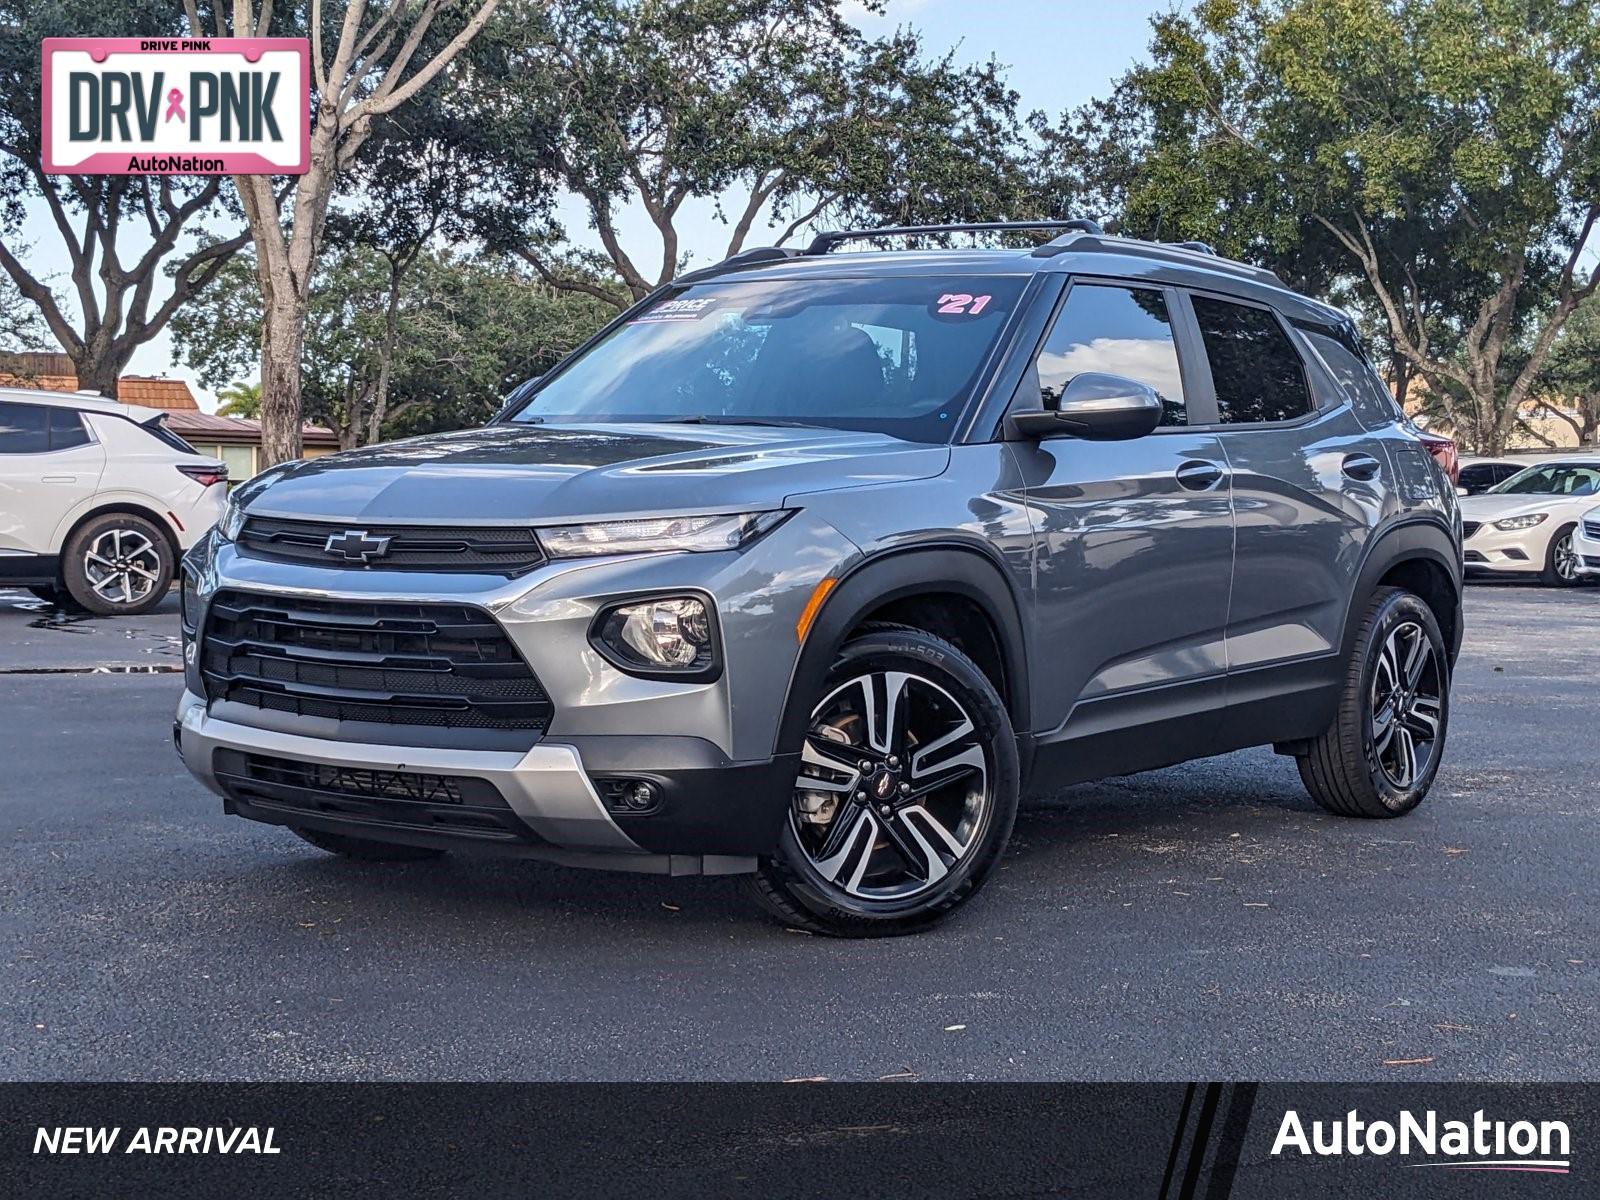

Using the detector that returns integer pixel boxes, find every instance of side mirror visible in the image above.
[1010,372,1164,441]
[493,375,543,422]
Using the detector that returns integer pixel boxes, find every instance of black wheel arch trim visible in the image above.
[772,542,1032,760]
[1341,515,1463,666]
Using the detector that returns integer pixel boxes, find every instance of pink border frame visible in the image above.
[41,37,310,175]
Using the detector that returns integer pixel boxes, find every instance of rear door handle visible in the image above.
[1341,453,1381,482]
[1175,460,1225,491]
[42,474,77,484]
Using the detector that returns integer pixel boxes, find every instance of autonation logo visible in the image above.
[1272,1108,1571,1174]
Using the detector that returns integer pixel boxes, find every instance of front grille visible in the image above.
[200,590,553,733]
[1583,519,1600,540]
[1460,521,1481,540]
[212,749,532,841]
[237,516,546,576]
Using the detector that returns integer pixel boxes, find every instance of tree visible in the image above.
[0,0,249,393]
[1536,293,1600,448]
[1060,0,1600,454]
[486,0,1029,308]
[182,0,505,466]
[172,246,611,446]
[216,380,263,417]
[0,266,47,350]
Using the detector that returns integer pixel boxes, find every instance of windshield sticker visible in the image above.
[631,297,719,324]
[933,293,993,317]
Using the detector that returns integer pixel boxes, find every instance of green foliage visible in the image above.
[477,0,1030,301]
[172,247,612,443]
[215,381,262,419]
[1052,0,1600,452]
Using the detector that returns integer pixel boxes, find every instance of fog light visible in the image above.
[624,781,659,811]
[597,778,663,814]
[592,595,717,677]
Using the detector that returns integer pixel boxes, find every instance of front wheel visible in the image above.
[61,513,174,616]
[1542,524,1581,586]
[750,626,1019,937]
[1297,587,1449,818]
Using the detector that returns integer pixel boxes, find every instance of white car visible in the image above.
[1575,504,1600,579]
[0,387,226,614]
[1458,456,1600,586]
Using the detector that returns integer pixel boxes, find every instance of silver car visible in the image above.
[175,221,1463,935]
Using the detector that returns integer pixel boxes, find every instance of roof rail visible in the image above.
[1032,232,1284,286]
[676,244,803,284]
[806,219,1104,256]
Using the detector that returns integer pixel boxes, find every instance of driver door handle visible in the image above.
[1341,453,1382,481]
[1175,460,1225,491]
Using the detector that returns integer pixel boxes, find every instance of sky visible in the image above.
[14,1,1174,411]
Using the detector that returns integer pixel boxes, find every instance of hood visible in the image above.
[1458,492,1591,521]
[239,422,949,524]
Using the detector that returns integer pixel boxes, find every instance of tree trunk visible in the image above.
[258,296,307,465]
[69,349,131,398]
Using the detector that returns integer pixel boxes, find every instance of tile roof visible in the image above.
[115,376,199,409]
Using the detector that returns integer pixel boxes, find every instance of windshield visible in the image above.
[1488,463,1600,497]
[511,276,1027,442]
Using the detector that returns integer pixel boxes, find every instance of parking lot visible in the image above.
[1,582,1596,1082]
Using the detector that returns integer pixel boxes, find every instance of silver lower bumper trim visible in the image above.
[176,690,640,854]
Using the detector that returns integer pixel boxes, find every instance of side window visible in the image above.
[0,402,50,453]
[1298,326,1400,428]
[1191,295,1314,424]
[1034,283,1188,426]
[48,407,92,450]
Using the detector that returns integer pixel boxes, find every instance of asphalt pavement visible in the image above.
[1,582,1596,1082]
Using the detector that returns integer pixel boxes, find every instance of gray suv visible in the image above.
[175,221,1463,936]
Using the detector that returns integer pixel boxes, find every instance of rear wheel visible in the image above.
[750,627,1018,937]
[1541,523,1580,586]
[1297,587,1448,818]
[291,827,445,862]
[61,513,174,616]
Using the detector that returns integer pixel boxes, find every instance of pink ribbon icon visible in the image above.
[164,88,185,123]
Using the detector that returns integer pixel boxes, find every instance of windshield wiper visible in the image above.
[658,416,824,430]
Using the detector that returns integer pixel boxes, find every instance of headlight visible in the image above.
[538,511,789,559]
[1493,512,1548,531]
[592,595,718,677]
[215,491,246,542]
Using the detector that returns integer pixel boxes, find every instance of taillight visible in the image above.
[176,463,228,488]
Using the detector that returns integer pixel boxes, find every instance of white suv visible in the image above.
[0,387,227,615]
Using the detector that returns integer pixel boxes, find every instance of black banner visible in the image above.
[2,1083,1590,1198]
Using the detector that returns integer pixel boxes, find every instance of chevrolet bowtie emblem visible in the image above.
[324,529,393,562]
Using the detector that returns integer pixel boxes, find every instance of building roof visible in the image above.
[164,408,340,448]
[115,376,199,409]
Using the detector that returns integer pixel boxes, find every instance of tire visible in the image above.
[1541,523,1581,587]
[1297,587,1449,819]
[749,625,1019,937]
[291,827,445,862]
[61,513,174,616]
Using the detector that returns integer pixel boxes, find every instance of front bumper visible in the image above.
[1460,523,1544,574]
[176,691,773,874]
[1573,522,1600,576]
[175,511,854,870]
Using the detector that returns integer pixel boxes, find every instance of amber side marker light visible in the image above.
[795,577,837,644]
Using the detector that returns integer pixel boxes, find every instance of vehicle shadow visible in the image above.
[204,748,1330,944]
